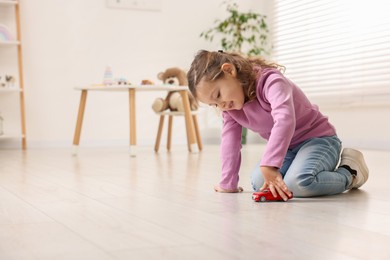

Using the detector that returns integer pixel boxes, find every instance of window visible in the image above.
[271,0,390,105]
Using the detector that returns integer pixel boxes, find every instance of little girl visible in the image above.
[187,50,369,200]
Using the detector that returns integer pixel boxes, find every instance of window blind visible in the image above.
[271,0,390,103]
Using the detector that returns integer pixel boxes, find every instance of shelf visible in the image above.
[0,40,20,46]
[75,84,188,91]
[156,110,200,116]
[0,134,24,139]
[0,0,26,149]
[0,87,21,93]
[0,1,17,6]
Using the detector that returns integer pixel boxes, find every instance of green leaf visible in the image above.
[200,1,270,55]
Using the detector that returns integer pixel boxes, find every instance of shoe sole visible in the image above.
[341,148,369,188]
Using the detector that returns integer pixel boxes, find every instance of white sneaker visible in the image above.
[340,148,369,189]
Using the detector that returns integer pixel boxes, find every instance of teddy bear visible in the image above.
[151,67,198,113]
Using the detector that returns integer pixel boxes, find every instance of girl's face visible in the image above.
[196,63,245,111]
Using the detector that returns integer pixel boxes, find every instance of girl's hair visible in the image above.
[187,50,284,102]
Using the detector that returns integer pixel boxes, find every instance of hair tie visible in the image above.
[218,50,224,53]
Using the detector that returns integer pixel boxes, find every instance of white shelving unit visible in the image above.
[0,0,26,148]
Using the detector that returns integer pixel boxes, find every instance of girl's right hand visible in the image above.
[260,166,292,201]
[214,185,244,193]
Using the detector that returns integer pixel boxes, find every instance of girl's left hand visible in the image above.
[260,166,292,201]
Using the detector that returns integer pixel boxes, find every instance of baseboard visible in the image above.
[2,137,389,151]
[0,137,187,149]
[0,138,22,149]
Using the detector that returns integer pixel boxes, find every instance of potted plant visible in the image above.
[200,1,271,143]
[200,1,270,57]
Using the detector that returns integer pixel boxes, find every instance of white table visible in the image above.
[72,85,199,156]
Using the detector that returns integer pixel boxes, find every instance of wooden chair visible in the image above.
[154,110,202,152]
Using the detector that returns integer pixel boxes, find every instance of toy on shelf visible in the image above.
[0,74,15,88]
[151,67,198,113]
[252,189,293,202]
[114,76,131,85]
[101,65,131,86]
[141,79,154,85]
[102,65,114,86]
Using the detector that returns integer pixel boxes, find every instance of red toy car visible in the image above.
[252,189,293,202]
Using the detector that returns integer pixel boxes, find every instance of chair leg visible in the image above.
[184,115,191,151]
[192,115,203,151]
[154,115,165,152]
[167,115,173,151]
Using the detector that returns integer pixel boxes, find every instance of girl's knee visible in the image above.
[251,178,263,191]
[284,174,315,196]
[250,163,264,191]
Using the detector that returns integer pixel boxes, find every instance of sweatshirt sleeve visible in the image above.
[260,73,296,168]
[219,112,242,190]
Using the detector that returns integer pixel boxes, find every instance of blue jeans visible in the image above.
[250,136,353,197]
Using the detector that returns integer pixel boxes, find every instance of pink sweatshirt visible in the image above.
[219,68,336,190]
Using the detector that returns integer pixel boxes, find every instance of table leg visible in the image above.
[72,90,88,155]
[179,90,198,153]
[129,89,137,157]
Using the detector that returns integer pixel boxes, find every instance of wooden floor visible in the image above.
[0,145,389,259]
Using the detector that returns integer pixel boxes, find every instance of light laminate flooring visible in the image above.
[0,145,389,260]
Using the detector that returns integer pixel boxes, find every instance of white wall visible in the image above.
[1,0,389,150]
[318,104,390,151]
[0,0,266,148]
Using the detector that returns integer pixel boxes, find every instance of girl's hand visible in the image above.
[214,185,243,193]
[260,166,292,201]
